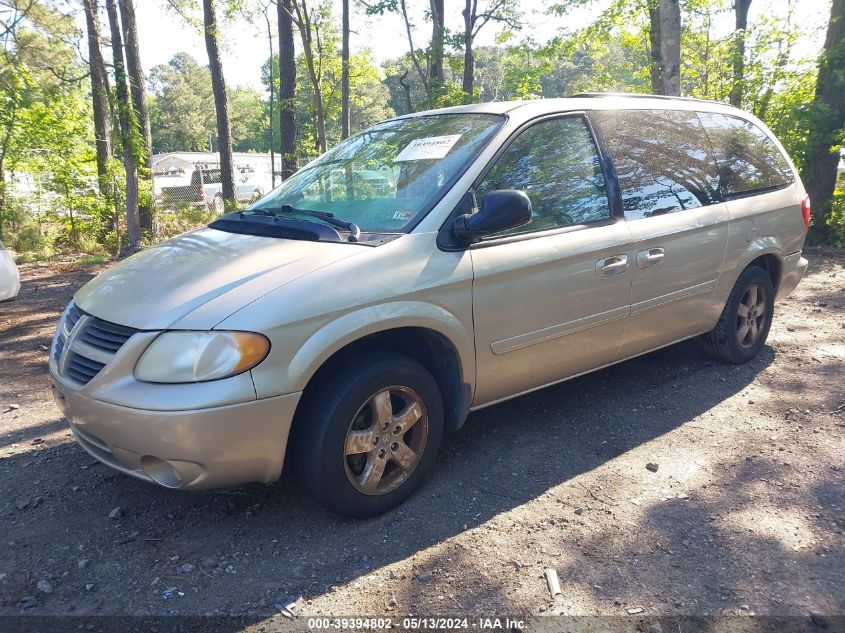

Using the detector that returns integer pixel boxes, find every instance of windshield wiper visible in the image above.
[257,205,361,242]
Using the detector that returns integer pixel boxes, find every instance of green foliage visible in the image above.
[149,52,272,153]
[263,43,394,164]
[760,70,816,175]
[825,191,845,246]
[149,52,216,152]
[3,0,845,256]
[156,205,217,240]
[229,86,270,151]
[0,1,115,259]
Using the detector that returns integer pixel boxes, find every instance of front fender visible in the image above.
[250,301,475,400]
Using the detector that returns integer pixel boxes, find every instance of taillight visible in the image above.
[801,195,811,229]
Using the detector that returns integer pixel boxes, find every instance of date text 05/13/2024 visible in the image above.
[306,617,526,630]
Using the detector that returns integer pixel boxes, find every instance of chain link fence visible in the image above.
[152,152,289,241]
[2,168,113,261]
[153,152,288,214]
[3,152,306,259]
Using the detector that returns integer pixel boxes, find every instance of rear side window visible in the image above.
[476,115,611,236]
[592,109,720,220]
[697,112,794,197]
[192,170,222,185]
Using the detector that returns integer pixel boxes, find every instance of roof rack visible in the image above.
[570,92,725,106]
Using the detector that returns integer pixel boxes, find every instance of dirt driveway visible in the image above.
[0,250,843,630]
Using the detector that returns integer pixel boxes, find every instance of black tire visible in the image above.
[290,351,444,518]
[701,265,775,363]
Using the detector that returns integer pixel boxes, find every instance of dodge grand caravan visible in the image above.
[50,94,809,517]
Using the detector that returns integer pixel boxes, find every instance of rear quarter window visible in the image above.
[192,170,222,185]
[696,112,794,197]
[591,109,720,220]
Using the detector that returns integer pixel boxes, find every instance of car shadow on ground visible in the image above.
[401,469,845,633]
[401,447,845,633]
[1,336,777,617]
[2,256,842,621]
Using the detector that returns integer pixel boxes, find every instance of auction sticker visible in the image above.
[394,135,461,161]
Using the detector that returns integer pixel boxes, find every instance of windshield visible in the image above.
[251,113,505,233]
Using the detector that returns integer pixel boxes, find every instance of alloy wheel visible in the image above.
[736,282,767,348]
[343,386,428,495]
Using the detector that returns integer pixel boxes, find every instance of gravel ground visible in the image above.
[0,249,843,630]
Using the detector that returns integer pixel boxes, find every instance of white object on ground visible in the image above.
[544,567,562,598]
[0,243,20,302]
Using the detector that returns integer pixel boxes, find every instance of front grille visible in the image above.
[66,353,106,384]
[53,302,139,386]
[80,319,137,352]
[52,333,64,364]
[66,302,83,329]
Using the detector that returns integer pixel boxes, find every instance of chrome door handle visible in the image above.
[596,255,629,277]
[637,247,665,268]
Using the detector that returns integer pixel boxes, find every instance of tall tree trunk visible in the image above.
[806,0,845,237]
[647,0,662,94]
[202,0,236,202]
[659,0,681,96]
[755,37,790,121]
[429,0,445,90]
[105,0,141,252]
[462,0,474,95]
[263,4,276,189]
[292,1,327,154]
[278,0,297,180]
[0,100,17,241]
[0,163,5,241]
[400,0,429,101]
[119,0,153,232]
[82,0,113,203]
[304,45,327,154]
[341,0,350,139]
[399,70,413,114]
[730,0,753,107]
[0,144,8,242]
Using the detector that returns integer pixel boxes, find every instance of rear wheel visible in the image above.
[701,265,775,363]
[290,351,444,518]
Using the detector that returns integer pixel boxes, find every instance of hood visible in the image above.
[74,228,365,330]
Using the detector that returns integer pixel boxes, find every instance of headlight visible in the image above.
[135,331,270,383]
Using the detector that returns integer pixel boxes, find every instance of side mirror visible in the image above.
[452,189,532,242]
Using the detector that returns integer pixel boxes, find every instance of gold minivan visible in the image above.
[50,94,809,517]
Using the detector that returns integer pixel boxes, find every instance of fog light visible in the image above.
[140,456,183,488]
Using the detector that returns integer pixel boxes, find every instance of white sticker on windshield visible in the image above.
[394,134,461,162]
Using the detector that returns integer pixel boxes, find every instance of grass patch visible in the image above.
[77,254,110,266]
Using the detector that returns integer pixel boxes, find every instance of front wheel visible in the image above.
[701,265,775,363]
[290,351,444,518]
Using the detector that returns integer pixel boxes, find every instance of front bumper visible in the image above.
[776,251,809,301]
[51,380,301,490]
